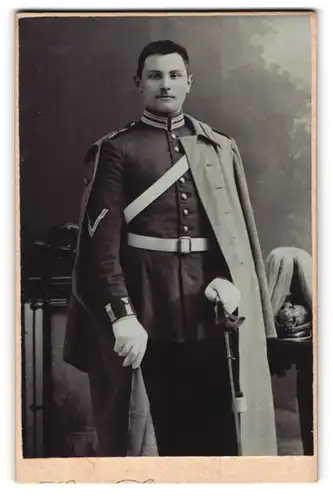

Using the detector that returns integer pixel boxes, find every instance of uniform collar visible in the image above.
[140,108,185,131]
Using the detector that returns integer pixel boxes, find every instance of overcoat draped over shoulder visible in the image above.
[64,114,278,457]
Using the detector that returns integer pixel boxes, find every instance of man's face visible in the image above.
[135,53,193,114]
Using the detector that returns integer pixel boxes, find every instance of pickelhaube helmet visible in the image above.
[276,301,312,341]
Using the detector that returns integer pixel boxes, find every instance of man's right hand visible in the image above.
[112,316,148,369]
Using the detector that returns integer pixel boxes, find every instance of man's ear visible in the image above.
[187,74,194,93]
[134,75,143,92]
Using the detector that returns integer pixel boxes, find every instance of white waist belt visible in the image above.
[127,233,209,254]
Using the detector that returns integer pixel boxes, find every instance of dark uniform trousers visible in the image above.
[84,112,239,456]
[141,339,238,457]
[87,335,238,457]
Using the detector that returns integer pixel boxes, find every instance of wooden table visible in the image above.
[267,337,314,455]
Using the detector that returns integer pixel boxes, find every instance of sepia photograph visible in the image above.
[17,10,316,482]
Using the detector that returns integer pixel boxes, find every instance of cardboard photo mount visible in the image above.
[15,10,318,483]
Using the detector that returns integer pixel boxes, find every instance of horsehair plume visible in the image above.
[265,247,312,318]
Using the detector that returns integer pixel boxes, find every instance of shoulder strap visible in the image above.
[123,155,190,224]
[84,122,137,164]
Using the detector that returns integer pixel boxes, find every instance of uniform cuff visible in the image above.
[104,296,136,323]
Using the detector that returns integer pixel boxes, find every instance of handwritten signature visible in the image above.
[117,479,155,484]
[39,480,76,484]
[40,479,155,484]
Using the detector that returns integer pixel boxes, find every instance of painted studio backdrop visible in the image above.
[19,14,312,457]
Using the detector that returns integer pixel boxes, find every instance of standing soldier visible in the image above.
[64,40,277,457]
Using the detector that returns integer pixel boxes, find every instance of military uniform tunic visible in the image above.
[87,109,231,342]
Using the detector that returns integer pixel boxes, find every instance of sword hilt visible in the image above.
[214,302,245,331]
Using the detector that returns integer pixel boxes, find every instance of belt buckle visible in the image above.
[178,236,192,254]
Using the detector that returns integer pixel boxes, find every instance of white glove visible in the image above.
[204,278,241,314]
[112,316,148,369]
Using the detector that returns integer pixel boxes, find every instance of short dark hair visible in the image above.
[136,40,189,78]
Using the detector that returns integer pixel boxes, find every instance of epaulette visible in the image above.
[104,120,137,141]
[210,127,234,149]
[84,121,137,163]
[212,128,232,141]
[199,121,232,148]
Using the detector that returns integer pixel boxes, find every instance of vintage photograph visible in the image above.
[18,10,315,474]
